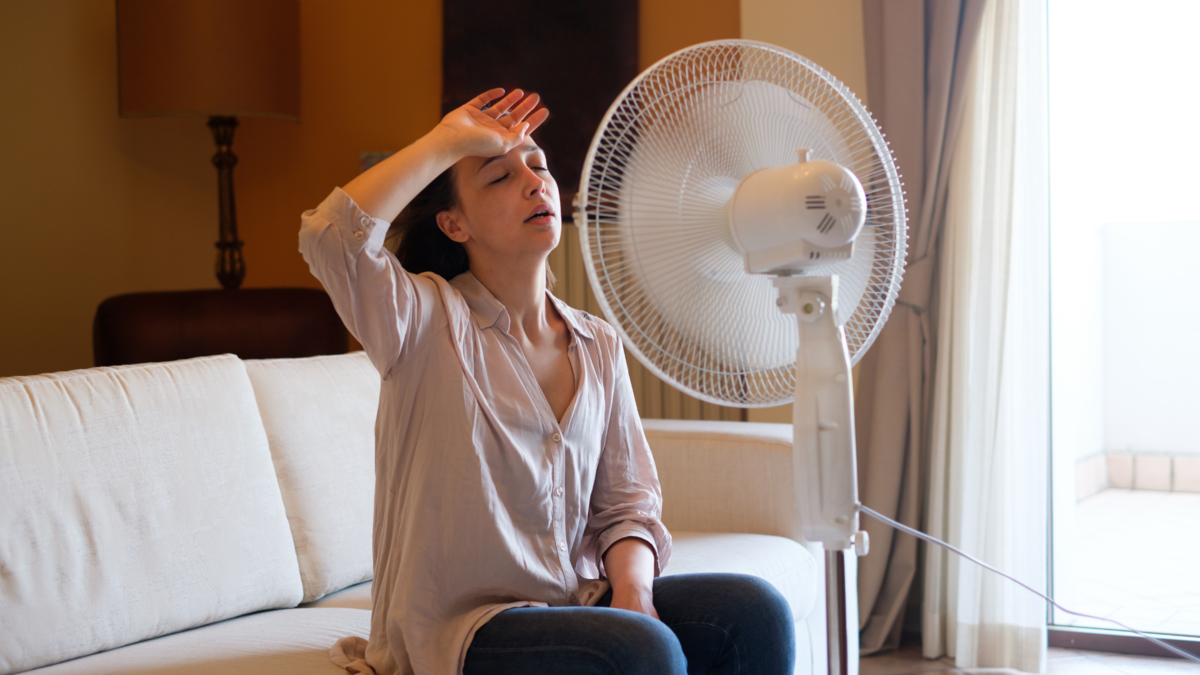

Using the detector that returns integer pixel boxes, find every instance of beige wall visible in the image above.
[741,0,868,105]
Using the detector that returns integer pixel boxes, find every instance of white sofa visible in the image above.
[0,352,854,674]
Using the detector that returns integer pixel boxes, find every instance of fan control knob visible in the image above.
[854,530,870,557]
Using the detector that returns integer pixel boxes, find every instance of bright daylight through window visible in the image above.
[1050,0,1200,640]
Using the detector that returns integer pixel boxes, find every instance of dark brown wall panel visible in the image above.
[442,0,638,201]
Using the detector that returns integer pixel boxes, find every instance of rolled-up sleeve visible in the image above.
[298,187,443,378]
[586,346,673,577]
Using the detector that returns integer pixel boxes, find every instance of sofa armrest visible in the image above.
[643,419,802,541]
[644,418,862,675]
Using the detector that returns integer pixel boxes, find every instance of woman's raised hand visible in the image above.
[434,88,550,161]
[341,88,547,223]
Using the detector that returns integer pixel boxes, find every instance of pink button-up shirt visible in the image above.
[299,188,672,675]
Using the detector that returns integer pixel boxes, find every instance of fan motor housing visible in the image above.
[728,149,867,275]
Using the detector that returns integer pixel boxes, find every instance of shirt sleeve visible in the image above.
[586,343,673,578]
[298,187,445,378]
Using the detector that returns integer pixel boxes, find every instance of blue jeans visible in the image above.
[462,573,795,675]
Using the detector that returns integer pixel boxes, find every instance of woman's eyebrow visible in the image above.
[476,145,541,174]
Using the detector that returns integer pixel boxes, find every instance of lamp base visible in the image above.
[208,116,246,289]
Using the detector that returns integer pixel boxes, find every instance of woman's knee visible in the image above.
[661,573,793,626]
[712,575,796,671]
[655,573,796,673]
[465,607,686,675]
[722,574,794,626]
[598,609,687,675]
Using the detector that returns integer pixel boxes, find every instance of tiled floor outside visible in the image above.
[860,488,1200,673]
[1057,489,1200,637]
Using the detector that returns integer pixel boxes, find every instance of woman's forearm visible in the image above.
[341,128,459,223]
[604,537,658,618]
[604,537,655,592]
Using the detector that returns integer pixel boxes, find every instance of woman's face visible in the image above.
[438,142,560,267]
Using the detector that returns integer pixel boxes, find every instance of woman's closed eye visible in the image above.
[490,166,547,184]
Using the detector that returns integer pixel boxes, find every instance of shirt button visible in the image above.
[569,593,579,604]
[552,432,562,443]
[360,216,370,225]
[555,487,564,496]
[353,230,365,241]
[558,542,567,552]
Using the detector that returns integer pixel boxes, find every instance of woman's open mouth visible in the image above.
[525,204,556,224]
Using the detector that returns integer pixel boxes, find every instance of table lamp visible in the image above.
[116,0,300,289]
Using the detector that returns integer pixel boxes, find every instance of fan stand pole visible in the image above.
[775,276,862,675]
[825,547,850,675]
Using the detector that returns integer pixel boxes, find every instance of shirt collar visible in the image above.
[548,293,596,342]
[449,271,595,342]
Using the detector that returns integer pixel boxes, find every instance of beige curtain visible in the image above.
[922,0,1049,668]
[855,0,987,655]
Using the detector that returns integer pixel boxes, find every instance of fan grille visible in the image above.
[578,41,906,407]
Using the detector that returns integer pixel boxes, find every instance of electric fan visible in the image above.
[574,41,906,674]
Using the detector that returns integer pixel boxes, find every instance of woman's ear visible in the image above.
[436,210,470,243]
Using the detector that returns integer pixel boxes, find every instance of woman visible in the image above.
[299,89,795,675]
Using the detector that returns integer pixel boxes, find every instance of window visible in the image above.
[1049,0,1200,645]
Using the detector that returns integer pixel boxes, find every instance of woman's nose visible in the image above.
[521,167,547,196]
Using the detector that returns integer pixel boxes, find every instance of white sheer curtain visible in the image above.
[922,0,1049,671]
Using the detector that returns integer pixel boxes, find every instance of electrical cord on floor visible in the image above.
[857,503,1200,665]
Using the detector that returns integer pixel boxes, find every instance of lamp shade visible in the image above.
[117,0,300,121]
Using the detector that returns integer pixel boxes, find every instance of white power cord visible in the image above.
[857,503,1200,665]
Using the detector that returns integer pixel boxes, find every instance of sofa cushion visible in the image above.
[244,353,379,603]
[302,579,373,610]
[0,356,303,674]
[301,531,817,622]
[662,532,817,622]
[25,608,370,674]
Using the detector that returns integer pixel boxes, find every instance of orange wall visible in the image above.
[234,0,443,291]
[642,0,742,70]
[0,1,219,379]
[0,0,739,377]
[236,0,740,292]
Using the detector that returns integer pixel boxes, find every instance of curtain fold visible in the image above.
[856,0,986,655]
[922,0,1049,670]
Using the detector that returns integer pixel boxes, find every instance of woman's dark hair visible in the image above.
[386,167,469,280]
[386,165,557,288]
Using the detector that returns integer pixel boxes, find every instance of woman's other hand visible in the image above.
[610,584,659,620]
[434,88,550,161]
[604,537,660,619]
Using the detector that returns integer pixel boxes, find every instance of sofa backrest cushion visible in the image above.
[642,419,800,540]
[244,352,379,603]
[0,355,303,674]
